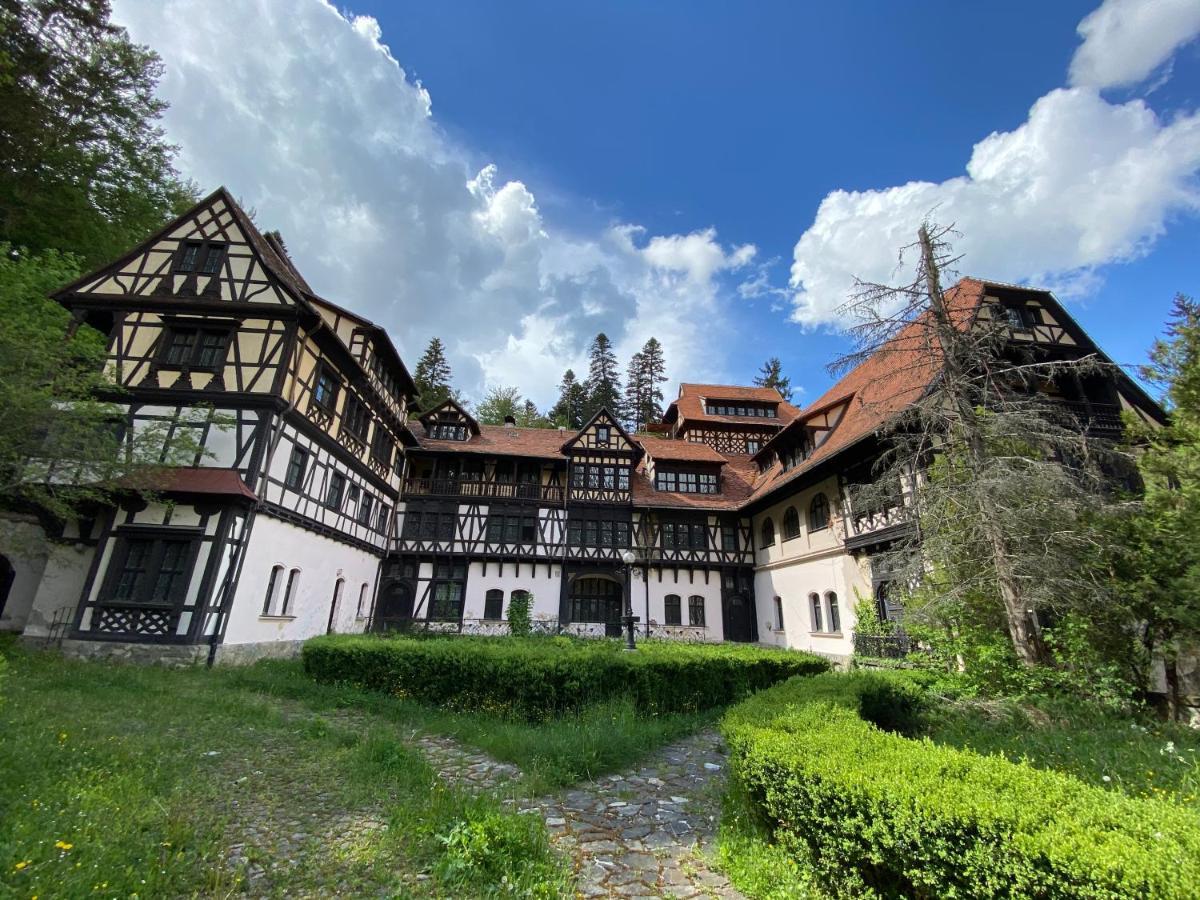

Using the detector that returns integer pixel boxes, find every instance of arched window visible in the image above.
[808,493,830,531]
[809,592,822,633]
[327,578,345,635]
[263,565,284,615]
[826,591,840,633]
[688,595,706,627]
[664,593,681,625]
[773,596,784,631]
[281,568,300,616]
[357,583,369,618]
[484,589,504,620]
[760,518,775,549]
[782,506,801,540]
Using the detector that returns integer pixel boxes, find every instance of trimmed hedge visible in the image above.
[302,634,829,720]
[723,672,1200,899]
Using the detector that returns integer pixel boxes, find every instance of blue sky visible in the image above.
[115,0,1200,408]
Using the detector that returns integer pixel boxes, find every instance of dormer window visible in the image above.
[705,401,777,418]
[1001,303,1038,330]
[176,240,226,275]
[430,422,468,441]
[655,469,718,494]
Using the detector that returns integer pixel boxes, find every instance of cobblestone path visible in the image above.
[528,728,743,899]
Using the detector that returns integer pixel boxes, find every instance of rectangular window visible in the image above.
[199,244,225,275]
[430,422,467,440]
[176,241,202,272]
[596,425,610,445]
[662,521,707,550]
[346,483,360,515]
[664,594,681,625]
[721,525,738,552]
[161,326,230,370]
[104,534,196,607]
[484,589,504,621]
[402,509,456,541]
[568,517,629,548]
[342,394,369,439]
[376,503,391,533]
[313,368,339,410]
[284,447,307,490]
[688,595,706,627]
[774,596,784,631]
[176,240,225,274]
[325,472,346,509]
[429,562,466,620]
[371,428,394,466]
[486,512,536,545]
[357,493,374,526]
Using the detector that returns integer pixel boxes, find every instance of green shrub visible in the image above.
[722,672,1200,899]
[302,634,829,721]
[507,592,532,637]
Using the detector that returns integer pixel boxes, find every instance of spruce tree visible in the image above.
[753,357,792,401]
[413,337,454,412]
[584,333,622,421]
[549,369,587,430]
[624,351,647,431]
[639,337,667,425]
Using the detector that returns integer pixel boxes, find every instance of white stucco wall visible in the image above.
[462,560,561,623]
[22,541,96,638]
[640,569,725,641]
[0,515,50,632]
[223,512,378,645]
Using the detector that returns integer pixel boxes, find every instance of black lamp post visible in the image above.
[619,548,638,650]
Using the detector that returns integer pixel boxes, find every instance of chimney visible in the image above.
[503,415,516,428]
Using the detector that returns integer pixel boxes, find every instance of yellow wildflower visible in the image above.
[54,841,72,851]
[14,860,30,871]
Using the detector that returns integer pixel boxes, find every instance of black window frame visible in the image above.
[342,393,370,440]
[721,524,738,552]
[484,589,504,621]
[371,427,395,466]
[760,517,775,548]
[596,425,611,445]
[810,592,823,632]
[402,507,457,541]
[430,422,468,441]
[284,446,308,490]
[664,593,681,625]
[688,595,706,627]
[486,510,537,545]
[357,493,374,526]
[376,503,391,533]
[808,493,831,531]
[174,239,226,275]
[782,506,801,540]
[325,471,346,510]
[313,365,340,411]
[826,591,841,633]
[158,323,234,372]
[100,530,200,610]
[429,561,467,621]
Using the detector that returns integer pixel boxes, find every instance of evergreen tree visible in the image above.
[624,351,647,431]
[639,337,667,425]
[584,333,622,420]
[754,357,793,401]
[0,1,197,265]
[516,398,552,429]
[1119,294,1200,717]
[549,369,587,430]
[623,338,667,432]
[412,337,454,412]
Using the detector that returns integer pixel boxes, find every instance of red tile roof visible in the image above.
[631,456,757,510]
[414,423,569,460]
[664,383,802,431]
[635,436,727,464]
[746,278,987,504]
[120,467,258,500]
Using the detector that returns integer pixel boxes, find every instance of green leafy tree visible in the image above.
[412,337,455,412]
[549,368,587,430]
[584,333,622,421]
[0,1,197,265]
[0,245,208,524]
[1120,294,1200,717]
[506,591,532,637]
[753,357,792,401]
[475,386,522,426]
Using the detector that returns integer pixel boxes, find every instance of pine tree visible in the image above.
[624,351,647,431]
[549,369,587,429]
[584,333,622,421]
[413,337,454,412]
[516,398,551,429]
[754,357,792,401]
[639,337,667,425]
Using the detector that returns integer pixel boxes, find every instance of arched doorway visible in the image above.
[723,590,753,642]
[373,580,414,632]
[568,576,623,637]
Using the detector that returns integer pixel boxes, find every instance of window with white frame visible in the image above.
[809,592,822,632]
[263,565,284,615]
[826,591,841,633]
[358,583,369,618]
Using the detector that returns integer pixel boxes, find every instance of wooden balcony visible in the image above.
[1049,400,1124,438]
[403,477,565,504]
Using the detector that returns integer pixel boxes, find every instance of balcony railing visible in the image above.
[1049,400,1124,437]
[403,477,565,504]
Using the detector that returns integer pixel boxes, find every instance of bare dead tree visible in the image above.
[835,223,1132,668]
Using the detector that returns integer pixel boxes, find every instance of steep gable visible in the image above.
[561,408,639,456]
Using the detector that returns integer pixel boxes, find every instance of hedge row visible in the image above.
[302,634,829,720]
[722,672,1200,898]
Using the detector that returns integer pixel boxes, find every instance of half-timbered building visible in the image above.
[0,190,1166,665]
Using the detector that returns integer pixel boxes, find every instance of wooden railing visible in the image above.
[403,477,565,504]
[1050,400,1124,437]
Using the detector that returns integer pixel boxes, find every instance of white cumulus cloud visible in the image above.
[112,0,755,407]
[1069,0,1200,90]
[789,0,1200,328]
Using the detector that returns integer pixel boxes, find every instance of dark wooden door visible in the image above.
[724,591,753,642]
[373,581,414,632]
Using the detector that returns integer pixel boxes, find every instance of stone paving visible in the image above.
[414,731,523,789]
[527,728,742,899]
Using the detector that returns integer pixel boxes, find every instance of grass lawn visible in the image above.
[0,637,711,898]
[924,695,1200,808]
